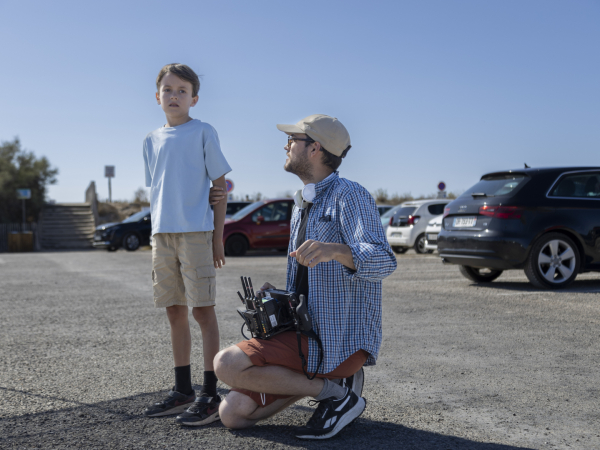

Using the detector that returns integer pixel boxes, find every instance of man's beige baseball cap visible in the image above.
[277,114,352,157]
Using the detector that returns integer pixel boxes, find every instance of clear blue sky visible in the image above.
[1,0,598,203]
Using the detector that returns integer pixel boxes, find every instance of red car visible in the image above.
[223,198,293,256]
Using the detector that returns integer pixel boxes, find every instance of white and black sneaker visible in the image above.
[296,388,366,440]
[339,367,364,397]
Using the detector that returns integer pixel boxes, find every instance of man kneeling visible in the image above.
[213,115,397,439]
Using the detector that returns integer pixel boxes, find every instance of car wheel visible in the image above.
[225,235,248,256]
[414,234,430,254]
[459,266,503,283]
[392,246,408,254]
[122,233,140,251]
[524,232,580,289]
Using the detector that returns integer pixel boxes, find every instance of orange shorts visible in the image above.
[232,331,368,407]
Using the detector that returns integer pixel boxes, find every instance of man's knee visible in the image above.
[214,345,252,386]
[219,392,258,429]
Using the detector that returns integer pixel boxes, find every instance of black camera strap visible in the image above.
[296,328,324,380]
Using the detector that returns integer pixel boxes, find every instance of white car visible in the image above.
[380,204,404,233]
[386,199,452,254]
[424,214,444,252]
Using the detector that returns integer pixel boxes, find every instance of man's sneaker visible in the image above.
[296,388,366,440]
[143,390,195,417]
[176,394,221,426]
[339,367,364,397]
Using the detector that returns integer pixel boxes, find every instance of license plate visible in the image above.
[391,232,402,237]
[427,234,438,241]
[453,217,477,227]
[94,235,102,241]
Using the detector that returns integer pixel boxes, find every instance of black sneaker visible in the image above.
[339,367,364,397]
[143,389,195,417]
[176,394,221,426]
[296,388,366,440]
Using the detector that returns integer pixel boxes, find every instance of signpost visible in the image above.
[16,189,31,225]
[437,181,447,199]
[105,166,115,202]
[225,179,234,200]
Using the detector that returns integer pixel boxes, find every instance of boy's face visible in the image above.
[156,72,198,117]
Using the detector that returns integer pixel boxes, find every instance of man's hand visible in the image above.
[209,186,226,205]
[290,240,356,270]
[213,239,226,269]
[256,282,276,299]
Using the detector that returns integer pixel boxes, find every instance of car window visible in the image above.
[252,202,290,222]
[427,204,447,215]
[393,207,417,219]
[549,172,600,198]
[458,174,527,199]
[226,202,249,216]
[122,210,149,223]
[230,201,263,221]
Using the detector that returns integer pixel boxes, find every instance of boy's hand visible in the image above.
[213,240,226,269]
[209,186,226,205]
[256,282,276,299]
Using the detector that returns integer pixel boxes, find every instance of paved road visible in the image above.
[0,249,599,449]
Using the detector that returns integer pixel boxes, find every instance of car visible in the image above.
[386,199,452,254]
[437,167,600,289]
[424,214,443,252]
[93,209,151,251]
[223,198,293,256]
[377,204,393,216]
[380,204,404,233]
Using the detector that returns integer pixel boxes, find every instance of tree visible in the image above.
[0,138,58,223]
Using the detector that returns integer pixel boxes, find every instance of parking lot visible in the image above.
[1,249,599,449]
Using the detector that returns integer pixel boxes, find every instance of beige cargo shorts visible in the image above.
[151,231,216,308]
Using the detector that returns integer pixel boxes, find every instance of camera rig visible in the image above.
[236,276,323,379]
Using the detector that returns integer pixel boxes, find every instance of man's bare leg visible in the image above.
[214,346,324,397]
[191,306,219,370]
[219,391,303,429]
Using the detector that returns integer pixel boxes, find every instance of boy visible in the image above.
[142,63,231,427]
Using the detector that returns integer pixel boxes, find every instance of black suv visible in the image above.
[93,210,151,251]
[438,167,600,289]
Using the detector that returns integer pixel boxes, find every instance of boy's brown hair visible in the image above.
[156,63,200,97]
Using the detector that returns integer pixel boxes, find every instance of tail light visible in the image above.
[443,207,450,218]
[479,205,523,219]
[407,215,420,225]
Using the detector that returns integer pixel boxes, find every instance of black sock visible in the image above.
[200,370,218,397]
[174,365,193,395]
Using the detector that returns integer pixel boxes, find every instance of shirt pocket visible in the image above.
[313,217,339,243]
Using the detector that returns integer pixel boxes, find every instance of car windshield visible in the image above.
[459,174,527,199]
[381,205,402,220]
[230,201,264,221]
[122,210,149,223]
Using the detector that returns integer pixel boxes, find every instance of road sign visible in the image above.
[16,189,31,199]
[105,166,115,178]
[225,179,234,193]
[438,181,446,191]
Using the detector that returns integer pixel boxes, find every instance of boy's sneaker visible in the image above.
[176,393,221,426]
[339,367,364,397]
[295,388,366,440]
[143,389,195,417]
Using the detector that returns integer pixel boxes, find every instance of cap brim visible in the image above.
[276,124,304,134]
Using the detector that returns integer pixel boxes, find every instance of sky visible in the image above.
[0,0,598,203]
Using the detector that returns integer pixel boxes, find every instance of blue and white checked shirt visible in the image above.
[286,172,397,373]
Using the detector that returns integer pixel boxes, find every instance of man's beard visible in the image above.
[284,148,313,179]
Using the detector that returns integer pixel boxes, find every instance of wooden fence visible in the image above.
[0,223,39,253]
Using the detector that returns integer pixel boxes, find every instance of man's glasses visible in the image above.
[287,136,315,147]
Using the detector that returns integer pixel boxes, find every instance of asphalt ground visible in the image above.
[0,248,599,450]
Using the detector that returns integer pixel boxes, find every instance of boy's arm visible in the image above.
[212,175,228,268]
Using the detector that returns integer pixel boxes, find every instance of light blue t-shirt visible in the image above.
[143,119,231,236]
